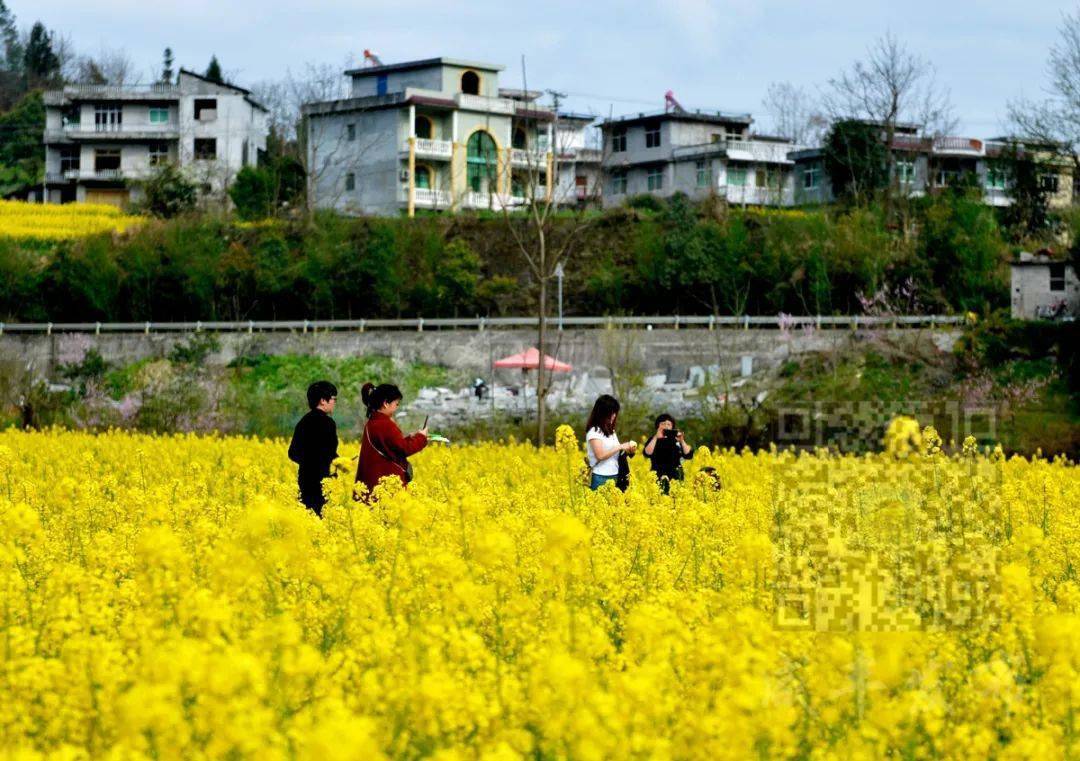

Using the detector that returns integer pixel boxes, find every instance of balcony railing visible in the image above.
[722,184,793,206]
[53,169,125,182]
[400,187,453,208]
[401,138,453,159]
[44,84,181,105]
[671,138,795,164]
[46,123,180,141]
[455,93,516,115]
[932,136,984,155]
[510,148,549,166]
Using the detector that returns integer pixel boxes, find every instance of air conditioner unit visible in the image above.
[399,168,410,182]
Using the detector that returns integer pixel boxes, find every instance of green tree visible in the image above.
[229,166,275,220]
[204,55,223,84]
[0,91,43,196]
[23,22,59,89]
[990,143,1052,241]
[823,120,889,205]
[139,164,197,218]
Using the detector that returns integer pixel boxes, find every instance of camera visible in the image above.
[663,428,679,439]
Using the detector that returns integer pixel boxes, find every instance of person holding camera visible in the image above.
[643,413,692,494]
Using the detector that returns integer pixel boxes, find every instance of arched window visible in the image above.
[460,70,480,95]
[512,127,527,150]
[415,115,433,139]
[415,165,431,189]
[466,130,498,193]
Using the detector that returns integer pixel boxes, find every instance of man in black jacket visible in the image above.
[288,381,339,516]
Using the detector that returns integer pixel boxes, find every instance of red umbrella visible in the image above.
[493,347,573,372]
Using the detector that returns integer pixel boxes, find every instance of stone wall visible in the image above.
[2,327,961,381]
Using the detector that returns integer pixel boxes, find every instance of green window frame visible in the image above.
[415,166,431,189]
[466,131,498,193]
[728,166,747,186]
[647,167,663,190]
[149,107,169,124]
[696,160,711,187]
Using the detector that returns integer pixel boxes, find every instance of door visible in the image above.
[85,189,130,207]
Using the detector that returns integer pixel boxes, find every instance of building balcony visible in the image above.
[399,187,453,208]
[44,83,181,105]
[670,137,795,165]
[400,138,453,160]
[455,93,516,115]
[932,136,984,156]
[45,124,181,142]
[50,169,127,182]
[722,184,793,206]
[510,148,550,167]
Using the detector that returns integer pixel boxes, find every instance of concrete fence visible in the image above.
[0,314,963,335]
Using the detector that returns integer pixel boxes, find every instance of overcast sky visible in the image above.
[18,0,1076,136]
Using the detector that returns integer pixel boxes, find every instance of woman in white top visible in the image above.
[584,394,636,490]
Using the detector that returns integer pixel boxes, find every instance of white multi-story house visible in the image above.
[302,56,572,216]
[553,112,602,205]
[41,69,268,206]
[790,125,1078,209]
[598,108,799,208]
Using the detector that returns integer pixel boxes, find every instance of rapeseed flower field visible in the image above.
[0,200,144,240]
[0,424,1077,759]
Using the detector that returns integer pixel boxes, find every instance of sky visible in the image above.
[18,0,1076,137]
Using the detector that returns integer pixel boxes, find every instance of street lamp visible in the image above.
[554,262,564,331]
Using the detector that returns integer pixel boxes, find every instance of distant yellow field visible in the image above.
[0,200,145,240]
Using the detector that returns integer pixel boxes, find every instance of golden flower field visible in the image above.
[0,200,144,240]
[1,424,1078,759]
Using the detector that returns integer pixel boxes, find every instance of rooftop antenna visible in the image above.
[546,88,567,113]
[362,49,383,67]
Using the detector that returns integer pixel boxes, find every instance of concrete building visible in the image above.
[790,126,1077,209]
[1010,251,1079,320]
[302,57,572,216]
[598,108,799,208]
[552,113,602,205]
[41,69,268,206]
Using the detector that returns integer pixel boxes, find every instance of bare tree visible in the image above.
[499,58,607,445]
[1008,9,1080,178]
[824,32,955,211]
[762,81,826,145]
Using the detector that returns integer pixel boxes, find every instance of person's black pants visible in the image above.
[298,479,325,518]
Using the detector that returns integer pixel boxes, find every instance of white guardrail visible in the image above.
[0,315,964,335]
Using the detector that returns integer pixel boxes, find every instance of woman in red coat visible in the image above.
[355,383,428,498]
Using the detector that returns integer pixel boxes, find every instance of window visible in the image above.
[62,107,80,127]
[149,107,170,124]
[611,168,627,194]
[645,123,661,148]
[696,160,711,187]
[466,130,497,192]
[1050,263,1066,292]
[94,149,121,172]
[986,168,1007,190]
[647,166,664,190]
[728,166,748,186]
[415,165,431,189]
[897,158,916,185]
[194,138,217,160]
[59,146,80,172]
[241,138,249,168]
[804,163,821,190]
[194,98,217,121]
[415,115,433,139]
[148,142,169,166]
[345,173,356,191]
[1041,173,1061,193]
[710,133,723,143]
[376,75,388,96]
[346,123,356,141]
[611,127,627,153]
[512,127,527,150]
[755,169,768,188]
[94,105,122,132]
[460,70,480,95]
